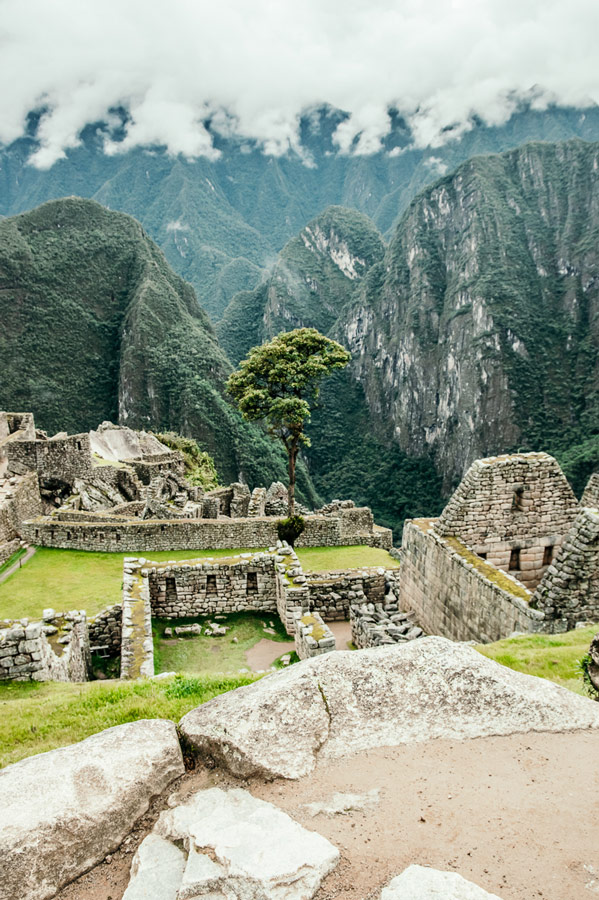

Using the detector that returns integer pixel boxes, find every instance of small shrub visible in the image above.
[578,653,599,700]
[277,515,305,547]
[164,674,204,699]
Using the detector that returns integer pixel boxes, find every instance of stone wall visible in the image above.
[6,433,93,482]
[305,569,387,621]
[399,519,546,643]
[120,561,154,679]
[436,453,578,590]
[89,604,122,655]
[294,611,336,659]
[581,474,599,509]
[22,507,388,552]
[0,471,42,545]
[0,613,89,682]
[148,554,280,618]
[124,453,185,485]
[532,507,599,629]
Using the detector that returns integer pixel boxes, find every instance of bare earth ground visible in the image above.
[245,621,353,671]
[56,729,599,900]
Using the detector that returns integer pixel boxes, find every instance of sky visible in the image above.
[1,0,598,168]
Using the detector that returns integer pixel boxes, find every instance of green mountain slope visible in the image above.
[3,105,599,320]
[0,197,315,495]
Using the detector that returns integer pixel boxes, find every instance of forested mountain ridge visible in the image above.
[0,197,317,497]
[3,104,599,320]
[343,139,599,489]
[221,139,599,509]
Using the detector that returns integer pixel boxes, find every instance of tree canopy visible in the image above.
[226,327,351,513]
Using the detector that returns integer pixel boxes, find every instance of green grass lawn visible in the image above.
[0,673,258,768]
[153,612,292,675]
[0,544,398,620]
[296,545,399,572]
[477,623,599,696]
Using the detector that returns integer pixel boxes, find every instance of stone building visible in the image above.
[399,452,599,642]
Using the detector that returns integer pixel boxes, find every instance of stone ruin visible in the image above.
[0,411,392,562]
[399,452,599,642]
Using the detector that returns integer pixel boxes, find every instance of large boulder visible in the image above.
[124,787,339,900]
[0,719,185,900]
[380,865,501,898]
[179,636,599,779]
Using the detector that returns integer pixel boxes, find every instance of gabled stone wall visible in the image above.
[581,474,599,508]
[436,453,578,590]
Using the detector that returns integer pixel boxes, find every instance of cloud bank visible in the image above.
[1,0,598,168]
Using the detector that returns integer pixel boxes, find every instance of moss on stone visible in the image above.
[444,536,531,603]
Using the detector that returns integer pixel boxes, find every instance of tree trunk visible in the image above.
[287,442,298,516]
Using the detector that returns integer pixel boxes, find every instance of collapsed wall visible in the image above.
[0,613,90,682]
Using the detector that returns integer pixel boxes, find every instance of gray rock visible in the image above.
[0,719,185,900]
[146,787,339,900]
[122,834,186,900]
[179,636,599,780]
[380,865,501,898]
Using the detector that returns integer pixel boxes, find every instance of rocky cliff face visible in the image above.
[217,206,384,363]
[342,140,599,488]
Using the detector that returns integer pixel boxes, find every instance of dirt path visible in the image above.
[245,637,295,671]
[56,729,599,900]
[0,546,35,585]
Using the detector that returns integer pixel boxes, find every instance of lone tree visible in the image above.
[226,328,350,515]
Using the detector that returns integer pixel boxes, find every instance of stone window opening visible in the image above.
[509,548,521,570]
[66,531,71,540]
[246,572,258,594]
[76,441,82,451]
[512,485,525,511]
[478,551,487,560]
[206,574,217,594]
[165,576,177,603]
[543,545,554,566]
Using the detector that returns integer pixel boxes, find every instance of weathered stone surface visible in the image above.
[122,834,186,900]
[0,719,185,900]
[380,865,501,898]
[179,637,599,779]
[130,787,339,899]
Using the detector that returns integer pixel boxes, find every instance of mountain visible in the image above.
[218,205,445,531]
[0,197,317,497]
[343,139,599,490]
[3,105,599,320]
[220,139,599,521]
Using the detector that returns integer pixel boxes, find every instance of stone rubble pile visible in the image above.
[351,600,424,649]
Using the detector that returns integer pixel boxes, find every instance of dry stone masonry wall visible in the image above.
[532,507,599,628]
[120,560,154,679]
[294,611,336,659]
[350,602,423,649]
[399,519,545,643]
[436,453,578,590]
[0,611,90,682]
[22,507,392,552]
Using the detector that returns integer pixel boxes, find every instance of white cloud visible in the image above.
[1,0,598,168]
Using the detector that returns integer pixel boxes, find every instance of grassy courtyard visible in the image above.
[0,544,398,620]
[153,611,293,675]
